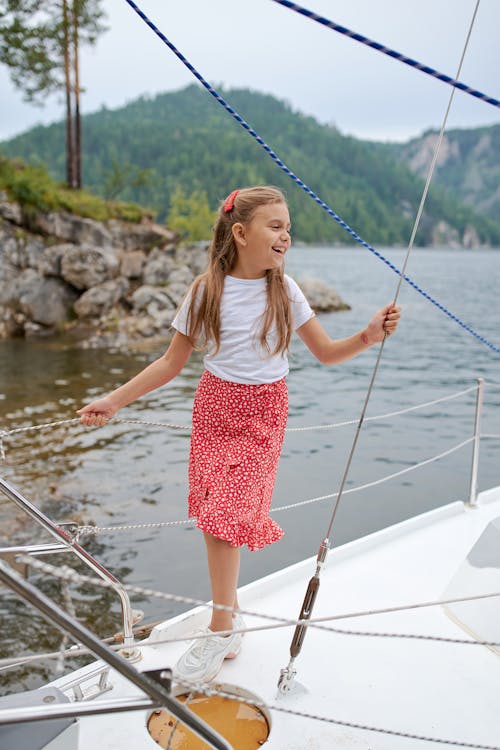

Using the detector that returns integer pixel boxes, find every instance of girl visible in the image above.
[78,185,401,683]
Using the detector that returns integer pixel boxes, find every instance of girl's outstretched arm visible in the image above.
[297,304,401,366]
[77,331,193,426]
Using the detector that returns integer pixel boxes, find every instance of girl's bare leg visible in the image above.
[203,532,240,632]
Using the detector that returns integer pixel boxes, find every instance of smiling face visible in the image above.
[231,201,291,279]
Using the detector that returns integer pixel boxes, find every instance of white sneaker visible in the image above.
[174,626,242,683]
[232,611,246,636]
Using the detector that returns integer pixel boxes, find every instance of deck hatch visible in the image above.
[147,683,271,748]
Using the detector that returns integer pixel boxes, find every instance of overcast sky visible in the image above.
[1,0,498,143]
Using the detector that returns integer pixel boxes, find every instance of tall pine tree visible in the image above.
[0,0,106,188]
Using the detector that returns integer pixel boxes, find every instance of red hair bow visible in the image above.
[223,189,240,213]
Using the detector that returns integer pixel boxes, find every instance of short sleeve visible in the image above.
[171,287,193,335]
[285,276,315,330]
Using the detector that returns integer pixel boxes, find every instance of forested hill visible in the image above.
[1,84,499,245]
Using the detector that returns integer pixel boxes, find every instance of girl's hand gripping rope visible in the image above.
[77,396,119,427]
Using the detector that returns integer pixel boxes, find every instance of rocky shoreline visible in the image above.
[0,194,349,349]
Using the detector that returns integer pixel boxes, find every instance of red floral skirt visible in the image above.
[188,370,288,551]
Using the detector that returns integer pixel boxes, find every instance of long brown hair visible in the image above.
[185,186,292,356]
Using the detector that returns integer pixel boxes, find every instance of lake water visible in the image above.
[1,245,499,693]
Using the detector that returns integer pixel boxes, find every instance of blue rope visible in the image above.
[123,0,500,355]
[270,0,500,109]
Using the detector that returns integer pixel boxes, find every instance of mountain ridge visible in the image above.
[379,124,500,223]
[1,84,499,246]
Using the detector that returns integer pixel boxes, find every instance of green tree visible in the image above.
[167,186,216,241]
[0,0,106,189]
[101,157,153,201]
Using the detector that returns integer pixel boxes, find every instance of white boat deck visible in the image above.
[66,487,500,749]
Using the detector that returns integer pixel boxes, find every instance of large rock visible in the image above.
[152,308,176,332]
[10,269,78,326]
[0,306,22,337]
[1,235,20,269]
[60,244,119,289]
[131,285,176,315]
[129,285,177,335]
[121,250,147,278]
[142,248,177,285]
[164,265,193,306]
[0,229,20,300]
[296,277,350,312]
[35,211,113,246]
[2,233,45,270]
[0,261,17,302]
[74,278,129,319]
[3,268,38,304]
[175,242,208,276]
[431,220,460,248]
[463,224,480,249]
[107,219,177,251]
[38,243,74,277]
[0,191,23,225]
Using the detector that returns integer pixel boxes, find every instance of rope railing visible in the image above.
[72,435,474,536]
[272,436,474,512]
[123,0,500,355]
[19,555,500,644]
[269,0,500,109]
[77,518,192,534]
[0,384,481,533]
[0,382,479,457]
[4,607,500,675]
[287,385,477,432]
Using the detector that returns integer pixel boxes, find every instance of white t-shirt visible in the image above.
[172,274,314,384]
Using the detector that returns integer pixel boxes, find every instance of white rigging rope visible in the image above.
[74,435,473,535]
[18,555,500,639]
[0,383,478,465]
[273,437,474,511]
[4,610,500,674]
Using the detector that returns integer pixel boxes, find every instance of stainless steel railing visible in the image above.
[468,377,484,507]
[0,476,140,661]
[0,559,233,750]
